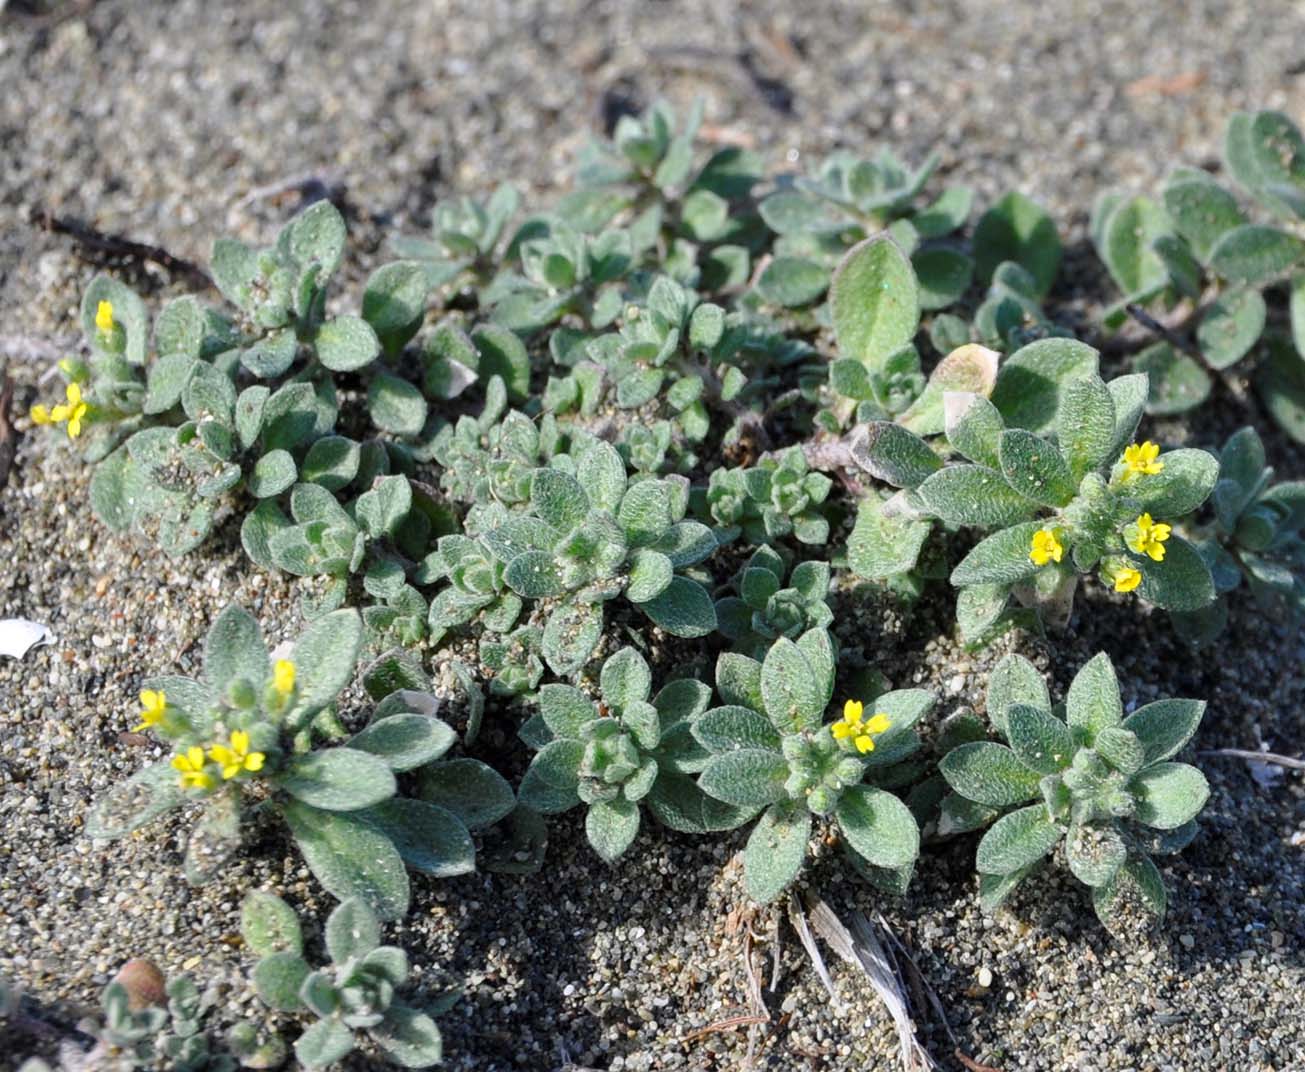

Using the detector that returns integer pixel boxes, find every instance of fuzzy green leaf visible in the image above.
[1063,652,1122,740]
[974,192,1061,297]
[989,338,1098,434]
[1122,698,1206,765]
[204,604,270,698]
[540,601,603,675]
[1135,536,1216,612]
[847,494,931,579]
[1209,224,1305,285]
[360,798,474,878]
[1197,289,1266,370]
[586,797,641,862]
[1163,178,1245,261]
[639,576,716,638]
[350,714,455,772]
[1005,703,1074,775]
[316,315,381,372]
[975,803,1062,874]
[1124,448,1219,516]
[944,391,1005,469]
[288,608,363,718]
[1057,375,1117,479]
[368,374,428,437]
[760,636,825,733]
[918,465,1038,527]
[950,521,1044,586]
[744,802,810,903]
[1065,821,1127,888]
[518,739,584,814]
[252,951,310,1012]
[849,422,941,489]
[830,236,920,372]
[998,429,1076,507]
[985,653,1049,738]
[1129,762,1210,829]
[279,748,397,811]
[1101,196,1170,295]
[836,785,919,869]
[416,758,515,831]
[84,760,186,841]
[1133,341,1211,416]
[372,1005,444,1067]
[1092,852,1167,931]
[282,801,409,921]
[532,468,590,533]
[295,1018,355,1069]
[940,742,1042,807]
[756,256,829,307]
[692,705,782,753]
[698,749,789,808]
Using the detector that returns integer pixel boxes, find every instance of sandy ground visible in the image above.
[2,1,1305,1069]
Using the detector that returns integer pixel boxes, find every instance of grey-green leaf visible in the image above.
[836,785,919,869]
[278,749,397,811]
[1121,698,1206,765]
[744,802,811,903]
[940,742,1043,807]
[1129,762,1210,829]
[974,803,1062,874]
[830,236,921,373]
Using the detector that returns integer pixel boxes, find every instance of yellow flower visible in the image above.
[208,730,266,780]
[64,383,88,438]
[1121,441,1164,477]
[273,659,296,697]
[133,689,167,731]
[95,300,115,334]
[1029,527,1065,566]
[30,404,54,425]
[1113,566,1142,593]
[831,699,892,754]
[1127,513,1171,562]
[172,746,215,791]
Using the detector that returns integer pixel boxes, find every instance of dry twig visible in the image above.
[31,209,213,289]
[1200,748,1305,771]
[681,1013,770,1043]
[0,368,15,491]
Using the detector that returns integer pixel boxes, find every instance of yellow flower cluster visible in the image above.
[95,300,115,335]
[134,689,168,732]
[171,730,266,791]
[1121,440,1164,477]
[1029,527,1064,566]
[273,659,296,697]
[831,699,892,754]
[1127,512,1171,561]
[30,383,89,439]
[1112,566,1142,593]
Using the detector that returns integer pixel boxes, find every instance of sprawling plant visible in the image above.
[1169,425,1305,644]
[757,146,974,310]
[86,605,509,919]
[939,653,1209,931]
[426,435,718,679]
[849,336,1220,642]
[516,647,750,860]
[692,630,929,902]
[63,203,433,560]
[242,893,447,1068]
[22,103,1293,1063]
[701,446,833,546]
[714,545,833,658]
[13,964,252,1072]
[1093,110,1305,436]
